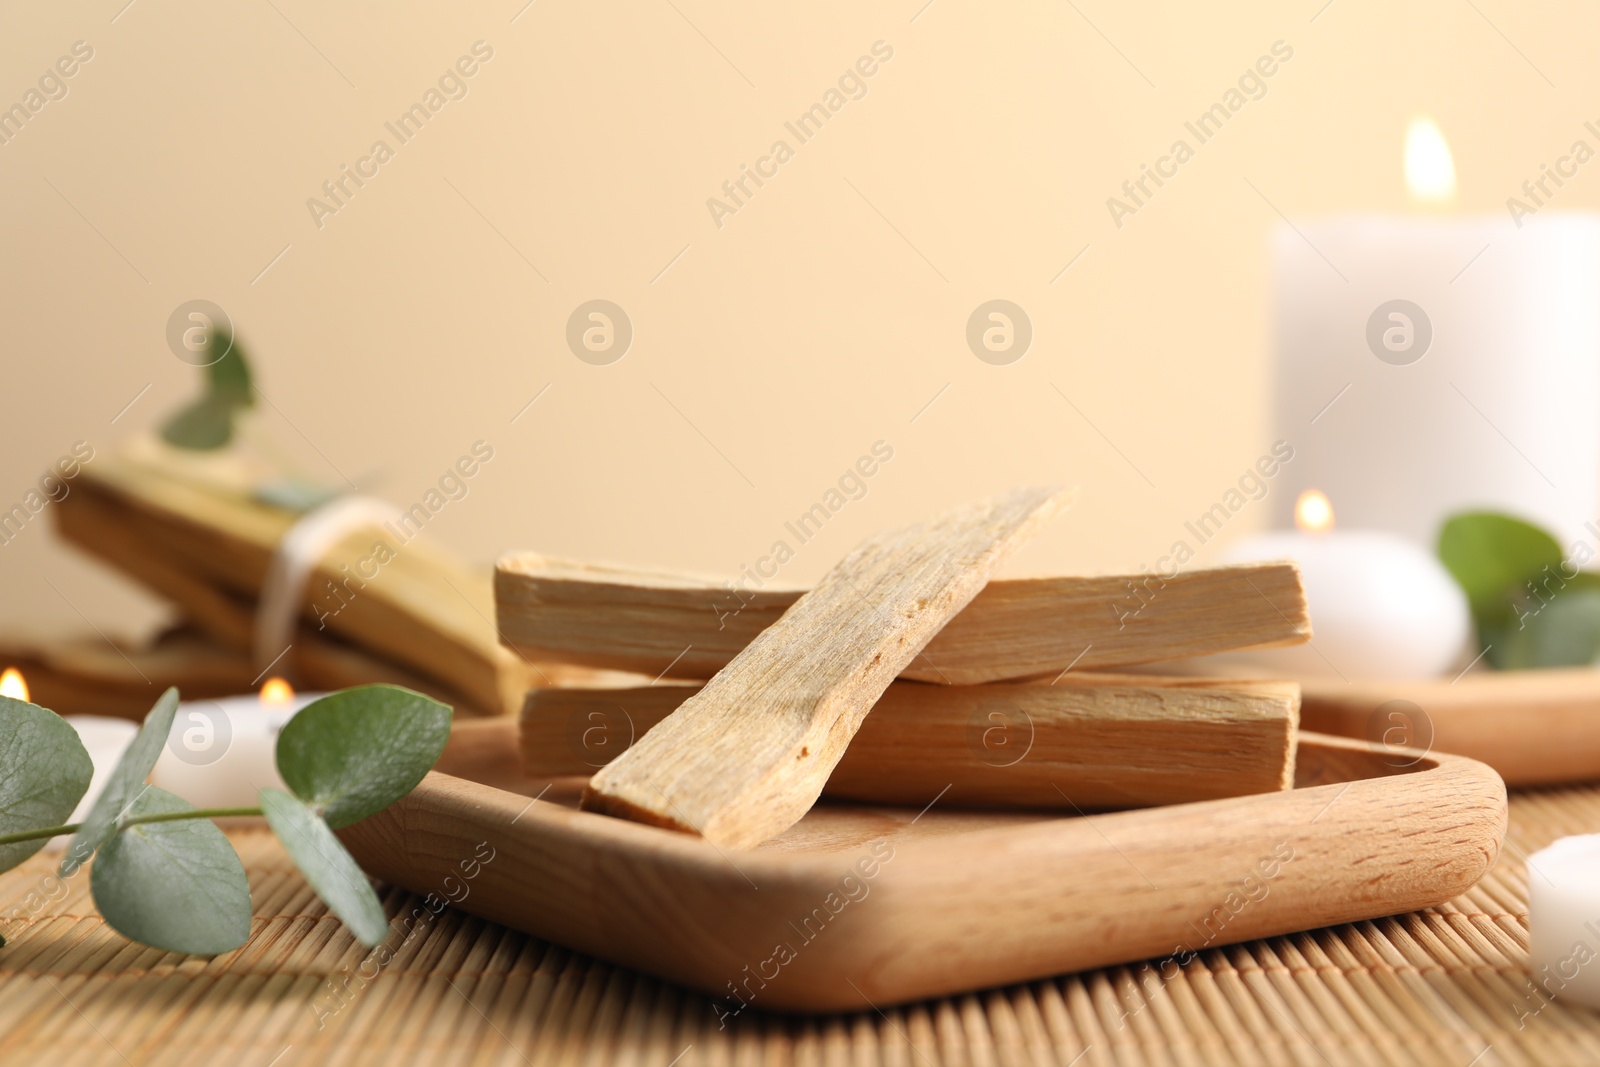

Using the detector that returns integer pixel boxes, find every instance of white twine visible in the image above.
[255,496,404,669]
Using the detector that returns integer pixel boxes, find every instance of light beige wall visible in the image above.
[0,0,1593,634]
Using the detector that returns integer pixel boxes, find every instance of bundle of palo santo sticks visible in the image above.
[20,440,581,718]
[495,486,1315,847]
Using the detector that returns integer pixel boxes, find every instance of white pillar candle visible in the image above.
[150,681,324,810]
[1272,120,1600,549]
[1221,491,1470,679]
[1527,834,1600,1011]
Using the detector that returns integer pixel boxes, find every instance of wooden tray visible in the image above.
[1300,670,1600,786]
[338,732,1506,1013]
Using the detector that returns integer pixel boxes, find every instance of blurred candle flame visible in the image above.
[0,667,27,702]
[1295,489,1334,533]
[259,677,294,707]
[1405,116,1456,204]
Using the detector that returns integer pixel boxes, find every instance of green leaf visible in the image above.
[1493,588,1600,669]
[89,786,250,955]
[207,334,254,406]
[275,685,451,830]
[259,788,387,946]
[160,394,238,451]
[0,697,92,875]
[253,480,341,514]
[61,687,180,876]
[159,332,255,451]
[1438,512,1565,627]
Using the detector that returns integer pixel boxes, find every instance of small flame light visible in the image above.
[1295,489,1334,534]
[0,667,28,702]
[1404,116,1456,204]
[259,677,295,707]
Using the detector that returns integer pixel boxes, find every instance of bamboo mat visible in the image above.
[0,787,1597,1067]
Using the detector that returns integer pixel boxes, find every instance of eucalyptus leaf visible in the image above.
[275,685,451,829]
[253,479,341,514]
[159,332,255,451]
[0,697,92,875]
[207,334,254,405]
[89,786,251,955]
[1493,589,1600,670]
[259,788,388,946]
[1555,571,1600,595]
[61,687,180,877]
[1438,512,1564,627]
[160,395,238,451]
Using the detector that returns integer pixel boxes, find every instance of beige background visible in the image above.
[0,0,1591,635]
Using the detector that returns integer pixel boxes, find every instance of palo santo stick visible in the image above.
[526,675,1299,808]
[495,556,1310,685]
[58,450,530,715]
[580,486,1075,847]
[0,628,260,718]
[52,490,518,714]
[55,485,258,651]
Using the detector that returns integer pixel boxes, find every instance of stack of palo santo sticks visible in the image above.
[21,440,567,719]
[32,452,1315,843]
[495,486,1315,847]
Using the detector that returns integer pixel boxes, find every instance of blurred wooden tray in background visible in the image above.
[1301,669,1600,786]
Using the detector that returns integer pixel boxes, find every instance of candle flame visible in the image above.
[1295,489,1334,533]
[1404,116,1456,204]
[0,668,28,702]
[259,677,294,707]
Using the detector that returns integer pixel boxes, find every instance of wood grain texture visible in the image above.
[522,674,1299,808]
[338,733,1507,1013]
[580,486,1075,847]
[495,554,1310,684]
[436,717,528,788]
[1301,669,1600,786]
[56,450,532,715]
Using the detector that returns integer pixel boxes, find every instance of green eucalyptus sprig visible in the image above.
[160,328,255,451]
[0,684,451,955]
[1438,511,1600,670]
[157,327,341,513]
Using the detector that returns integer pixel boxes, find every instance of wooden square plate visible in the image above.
[337,731,1506,1013]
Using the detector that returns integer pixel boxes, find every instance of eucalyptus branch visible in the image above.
[0,682,451,955]
[0,806,266,848]
[0,822,78,848]
[127,805,263,826]
[1438,511,1600,669]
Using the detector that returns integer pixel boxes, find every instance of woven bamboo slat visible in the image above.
[0,786,1593,1065]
